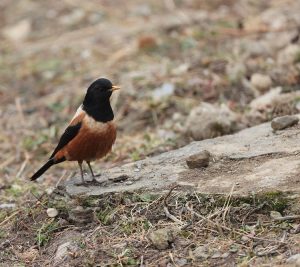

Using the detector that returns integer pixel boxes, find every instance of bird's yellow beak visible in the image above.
[111,85,121,92]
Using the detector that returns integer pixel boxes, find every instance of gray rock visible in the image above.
[0,203,16,209]
[250,73,272,92]
[65,114,300,197]
[286,253,300,266]
[186,150,210,169]
[249,87,281,111]
[151,83,174,102]
[211,251,222,259]
[148,228,177,250]
[68,206,94,225]
[2,19,31,42]
[54,241,79,264]
[270,211,282,220]
[175,258,188,266]
[271,115,299,131]
[185,102,239,141]
[193,245,209,259]
[221,252,230,258]
[241,235,250,243]
[278,44,300,65]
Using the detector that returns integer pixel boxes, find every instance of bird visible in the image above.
[30,78,120,184]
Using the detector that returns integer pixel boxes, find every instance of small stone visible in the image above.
[138,35,157,50]
[175,258,188,266]
[186,150,210,169]
[46,187,55,195]
[270,210,282,220]
[241,235,250,243]
[0,203,16,209]
[211,251,221,259]
[278,44,300,65]
[2,19,31,42]
[193,245,209,259]
[55,241,79,263]
[185,102,239,141]
[250,73,272,92]
[19,247,39,262]
[148,228,177,250]
[68,206,93,225]
[151,83,175,102]
[286,253,300,265]
[221,252,230,258]
[47,208,58,218]
[271,115,299,131]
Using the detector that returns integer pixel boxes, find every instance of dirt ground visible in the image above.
[1,0,300,266]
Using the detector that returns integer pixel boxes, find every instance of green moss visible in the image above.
[96,206,114,225]
[36,220,60,247]
[260,191,288,212]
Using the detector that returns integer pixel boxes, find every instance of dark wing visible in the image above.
[50,122,82,159]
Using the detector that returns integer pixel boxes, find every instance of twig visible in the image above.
[273,215,300,222]
[163,184,187,226]
[0,155,15,170]
[222,184,235,224]
[163,184,179,207]
[242,202,267,225]
[163,206,183,224]
[0,210,21,227]
[139,255,144,267]
[55,170,67,188]
[169,252,178,267]
[15,97,25,126]
[16,158,28,178]
[185,205,286,244]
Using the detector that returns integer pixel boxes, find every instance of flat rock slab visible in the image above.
[65,115,300,196]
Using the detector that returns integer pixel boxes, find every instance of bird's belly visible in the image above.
[64,121,116,162]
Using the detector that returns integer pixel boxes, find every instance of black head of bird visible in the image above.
[82,78,120,123]
[83,78,120,106]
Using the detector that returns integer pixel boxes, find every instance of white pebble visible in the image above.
[47,208,58,218]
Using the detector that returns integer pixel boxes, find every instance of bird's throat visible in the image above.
[83,101,114,123]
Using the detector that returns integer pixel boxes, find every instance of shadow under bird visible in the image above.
[30,78,120,184]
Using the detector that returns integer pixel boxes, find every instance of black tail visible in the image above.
[30,157,65,181]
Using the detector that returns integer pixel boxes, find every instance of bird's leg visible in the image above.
[78,161,85,184]
[86,161,100,182]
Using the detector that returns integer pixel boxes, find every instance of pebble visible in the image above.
[185,102,239,141]
[286,253,300,265]
[192,245,209,259]
[250,73,272,92]
[271,115,299,131]
[148,227,177,250]
[278,44,300,65]
[241,235,250,243]
[2,19,31,42]
[0,203,16,209]
[211,251,222,259]
[186,150,210,169]
[151,83,175,102]
[55,241,79,263]
[45,187,55,195]
[47,208,58,218]
[68,206,94,225]
[221,252,230,258]
[270,210,282,219]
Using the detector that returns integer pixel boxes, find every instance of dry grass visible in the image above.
[0,186,299,266]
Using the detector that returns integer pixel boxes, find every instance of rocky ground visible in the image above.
[1,0,300,266]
